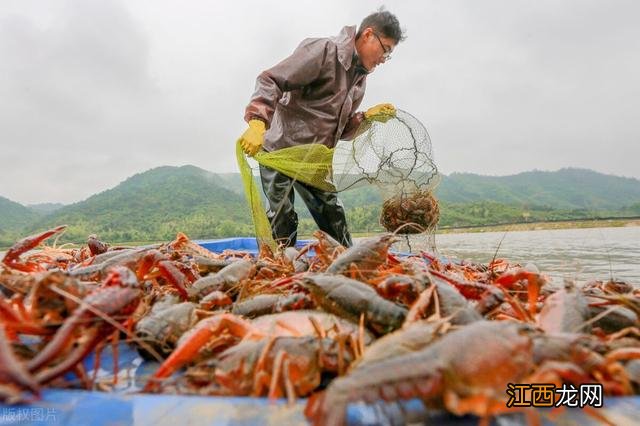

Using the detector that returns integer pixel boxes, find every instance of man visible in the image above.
[240,9,405,247]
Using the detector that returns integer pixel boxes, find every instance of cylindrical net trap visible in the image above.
[332,110,441,252]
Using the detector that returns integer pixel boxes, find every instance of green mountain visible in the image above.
[435,168,640,209]
[2,166,639,247]
[300,168,640,232]
[27,203,65,215]
[0,196,41,230]
[24,165,252,244]
[215,173,246,194]
[206,168,640,211]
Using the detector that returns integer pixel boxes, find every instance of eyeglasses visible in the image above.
[373,32,392,61]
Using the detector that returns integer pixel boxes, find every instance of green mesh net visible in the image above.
[236,109,441,252]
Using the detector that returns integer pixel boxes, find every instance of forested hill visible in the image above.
[21,165,252,243]
[27,203,64,215]
[1,166,639,246]
[436,168,640,209]
[0,196,40,231]
[216,168,640,211]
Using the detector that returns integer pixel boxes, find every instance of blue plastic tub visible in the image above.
[2,341,637,425]
[196,237,312,255]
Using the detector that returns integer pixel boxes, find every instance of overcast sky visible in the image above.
[1,0,638,205]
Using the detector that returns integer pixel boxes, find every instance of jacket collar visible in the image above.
[333,25,357,70]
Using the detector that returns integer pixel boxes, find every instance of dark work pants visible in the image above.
[259,164,353,248]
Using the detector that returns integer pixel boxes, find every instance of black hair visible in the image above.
[357,7,406,43]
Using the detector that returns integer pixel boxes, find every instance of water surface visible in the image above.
[429,226,640,284]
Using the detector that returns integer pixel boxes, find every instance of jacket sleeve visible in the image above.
[340,112,366,141]
[245,38,331,126]
[339,81,367,140]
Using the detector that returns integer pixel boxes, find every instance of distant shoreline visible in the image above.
[435,217,640,234]
[2,218,639,251]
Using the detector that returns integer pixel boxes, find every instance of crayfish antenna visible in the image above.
[282,357,296,405]
[501,288,535,323]
[267,349,286,401]
[404,285,436,324]
[358,313,365,358]
[0,325,40,397]
[254,336,277,390]
[308,315,327,339]
[34,328,102,384]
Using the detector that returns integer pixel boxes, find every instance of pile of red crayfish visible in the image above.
[1,225,638,425]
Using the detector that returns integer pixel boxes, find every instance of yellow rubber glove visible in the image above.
[240,119,266,156]
[364,103,396,123]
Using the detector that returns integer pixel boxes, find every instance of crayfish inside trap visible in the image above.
[380,190,440,234]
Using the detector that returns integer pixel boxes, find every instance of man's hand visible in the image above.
[364,103,396,123]
[240,119,266,156]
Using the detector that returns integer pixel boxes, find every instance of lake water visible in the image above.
[3,226,638,285]
[424,226,640,285]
